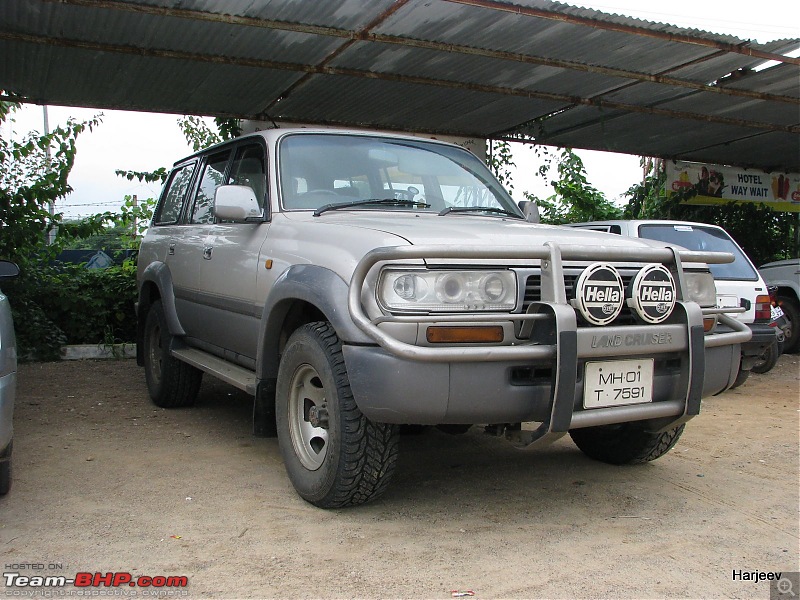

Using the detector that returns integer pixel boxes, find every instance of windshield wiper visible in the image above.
[438,206,523,219]
[313,198,430,217]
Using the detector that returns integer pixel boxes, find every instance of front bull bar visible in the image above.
[347,242,751,447]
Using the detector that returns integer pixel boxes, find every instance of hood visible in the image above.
[286,211,658,252]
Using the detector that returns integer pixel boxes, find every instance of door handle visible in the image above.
[168,243,176,256]
[203,246,213,260]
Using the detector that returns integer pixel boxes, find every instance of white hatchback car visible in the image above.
[568,220,774,387]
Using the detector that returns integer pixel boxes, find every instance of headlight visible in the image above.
[379,269,517,312]
[683,270,716,307]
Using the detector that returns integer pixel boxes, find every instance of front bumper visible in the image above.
[345,244,749,448]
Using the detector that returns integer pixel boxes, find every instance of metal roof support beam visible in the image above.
[366,34,799,106]
[4,31,798,136]
[445,0,800,66]
[41,0,800,107]
[261,0,413,114]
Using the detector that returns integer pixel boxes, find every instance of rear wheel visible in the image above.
[570,423,685,465]
[778,296,799,353]
[276,322,399,508]
[143,300,202,408]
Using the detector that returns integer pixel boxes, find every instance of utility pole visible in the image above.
[43,105,56,245]
[132,194,138,239]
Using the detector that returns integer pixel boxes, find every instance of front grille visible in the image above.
[522,268,642,326]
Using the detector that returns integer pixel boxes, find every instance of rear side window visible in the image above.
[639,224,758,280]
[191,151,232,224]
[154,163,196,224]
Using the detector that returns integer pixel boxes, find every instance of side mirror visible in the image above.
[518,200,540,223]
[215,185,264,222]
[0,260,20,279]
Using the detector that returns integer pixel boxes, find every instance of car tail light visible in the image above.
[754,295,771,322]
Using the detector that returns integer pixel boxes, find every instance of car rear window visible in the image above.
[638,224,757,281]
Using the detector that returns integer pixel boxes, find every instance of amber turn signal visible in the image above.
[426,326,504,344]
[703,316,717,332]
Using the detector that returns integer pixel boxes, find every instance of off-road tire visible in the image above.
[276,322,399,508]
[778,296,799,353]
[143,300,202,408]
[569,423,685,465]
[751,341,781,374]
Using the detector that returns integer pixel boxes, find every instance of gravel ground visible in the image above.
[1,355,798,599]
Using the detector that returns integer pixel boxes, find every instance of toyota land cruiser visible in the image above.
[137,129,749,507]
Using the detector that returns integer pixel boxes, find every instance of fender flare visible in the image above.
[257,264,373,380]
[138,261,186,337]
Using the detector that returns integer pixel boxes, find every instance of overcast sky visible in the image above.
[5,0,799,218]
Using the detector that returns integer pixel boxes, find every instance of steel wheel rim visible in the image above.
[288,364,329,471]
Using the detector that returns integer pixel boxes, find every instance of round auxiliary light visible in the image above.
[629,264,676,324]
[572,263,624,326]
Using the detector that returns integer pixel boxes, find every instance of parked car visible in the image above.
[758,258,800,353]
[749,284,791,374]
[0,259,19,495]
[137,129,748,507]
[568,220,775,388]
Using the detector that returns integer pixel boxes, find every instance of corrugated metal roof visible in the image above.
[1,0,797,171]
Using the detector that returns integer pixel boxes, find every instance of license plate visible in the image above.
[583,359,654,409]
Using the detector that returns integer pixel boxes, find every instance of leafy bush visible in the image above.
[6,261,137,361]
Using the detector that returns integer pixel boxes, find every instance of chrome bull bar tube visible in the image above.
[347,242,736,361]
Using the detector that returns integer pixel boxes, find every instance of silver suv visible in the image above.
[137,129,749,507]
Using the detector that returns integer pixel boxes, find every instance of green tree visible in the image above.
[0,97,105,262]
[528,149,622,225]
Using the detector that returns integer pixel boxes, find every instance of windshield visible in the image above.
[278,133,519,216]
[638,224,757,281]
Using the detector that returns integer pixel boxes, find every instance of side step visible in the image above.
[171,347,257,396]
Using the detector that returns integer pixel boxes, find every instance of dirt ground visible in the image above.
[1,355,798,599]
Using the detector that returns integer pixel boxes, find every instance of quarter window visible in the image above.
[228,144,267,208]
[191,151,231,224]
[154,163,195,224]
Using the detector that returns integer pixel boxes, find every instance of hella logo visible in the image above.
[640,286,674,302]
[584,286,622,303]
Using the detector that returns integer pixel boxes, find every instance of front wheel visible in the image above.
[276,322,399,508]
[570,423,685,465]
